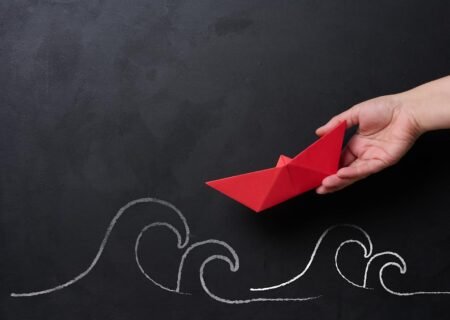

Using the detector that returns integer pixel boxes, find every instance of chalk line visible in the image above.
[135,222,188,294]
[251,223,450,297]
[200,255,321,304]
[135,220,318,302]
[11,197,450,302]
[11,197,318,303]
[250,224,373,292]
[370,251,450,296]
[335,239,372,289]
[11,198,189,297]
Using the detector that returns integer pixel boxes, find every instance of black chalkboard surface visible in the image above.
[1,0,450,319]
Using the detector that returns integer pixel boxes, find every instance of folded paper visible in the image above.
[206,122,346,212]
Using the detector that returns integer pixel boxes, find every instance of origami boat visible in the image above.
[206,122,346,212]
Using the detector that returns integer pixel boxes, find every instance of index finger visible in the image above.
[316,104,361,136]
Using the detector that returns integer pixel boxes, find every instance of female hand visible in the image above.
[315,95,423,194]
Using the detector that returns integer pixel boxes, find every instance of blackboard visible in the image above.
[1,0,450,319]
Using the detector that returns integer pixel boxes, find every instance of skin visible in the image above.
[316,76,450,194]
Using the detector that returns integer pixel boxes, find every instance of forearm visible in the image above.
[398,76,450,133]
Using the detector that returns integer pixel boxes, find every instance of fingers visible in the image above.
[340,144,357,167]
[316,104,361,136]
[316,159,386,194]
[316,174,357,194]
[337,159,386,179]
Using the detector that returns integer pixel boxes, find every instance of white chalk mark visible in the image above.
[369,251,450,296]
[135,221,315,302]
[200,255,321,304]
[335,239,372,289]
[134,221,239,294]
[11,197,450,302]
[11,198,189,297]
[251,223,450,296]
[11,197,316,303]
[135,222,189,294]
[250,224,372,292]
[176,239,239,293]
[362,251,406,289]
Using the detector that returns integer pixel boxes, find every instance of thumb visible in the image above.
[316,104,361,136]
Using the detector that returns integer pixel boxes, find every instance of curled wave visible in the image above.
[250,224,373,292]
[369,251,450,296]
[251,224,450,297]
[10,198,450,301]
[200,255,320,304]
[11,197,316,303]
[11,198,189,298]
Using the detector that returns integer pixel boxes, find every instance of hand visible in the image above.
[315,95,423,194]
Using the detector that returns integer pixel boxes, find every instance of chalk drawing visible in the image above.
[251,225,450,297]
[11,197,317,303]
[10,197,450,302]
[250,224,373,292]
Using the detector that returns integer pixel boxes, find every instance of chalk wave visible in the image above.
[11,197,318,303]
[251,224,450,297]
[10,198,450,302]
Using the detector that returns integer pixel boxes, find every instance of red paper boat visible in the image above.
[206,122,346,212]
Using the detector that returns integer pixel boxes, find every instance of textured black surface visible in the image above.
[1,0,450,319]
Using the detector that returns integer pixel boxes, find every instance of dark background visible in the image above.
[1,0,450,319]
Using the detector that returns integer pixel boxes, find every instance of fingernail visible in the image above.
[316,187,326,194]
[322,176,332,186]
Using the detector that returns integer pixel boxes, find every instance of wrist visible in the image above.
[393,91,427,136]
[396,91,428,135]
[396,76,450,134]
